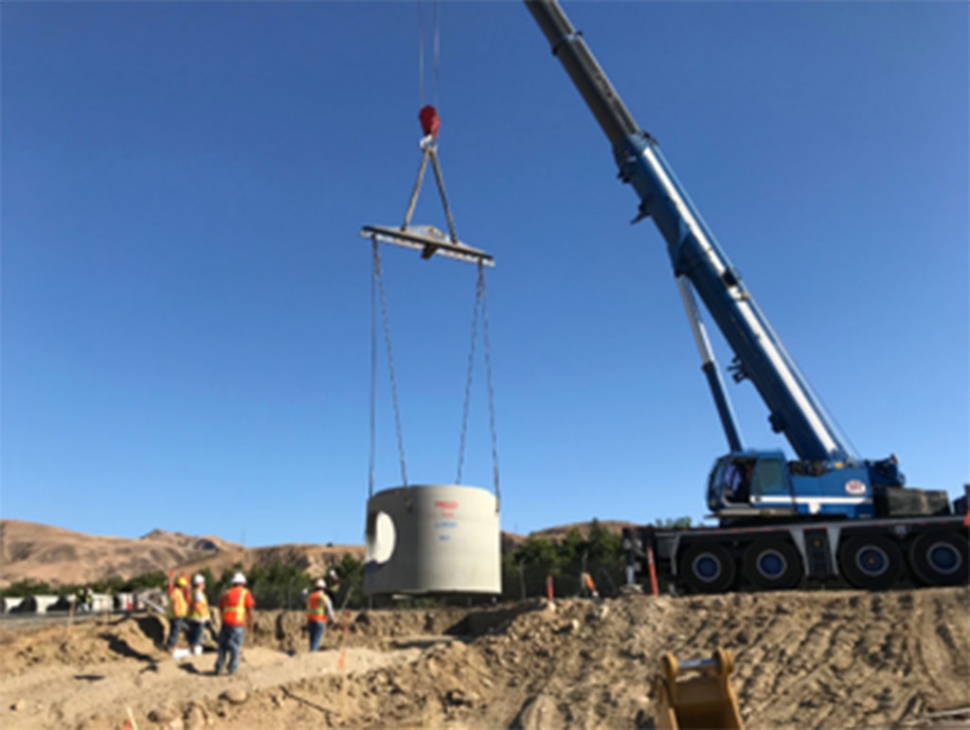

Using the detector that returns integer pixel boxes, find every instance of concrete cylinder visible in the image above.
[365,484,500,595]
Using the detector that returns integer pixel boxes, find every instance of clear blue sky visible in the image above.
[2,2,966,547]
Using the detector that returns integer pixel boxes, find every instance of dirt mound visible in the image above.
[1,587,967,730]
[0,617,162,678]
[210,588,970,730]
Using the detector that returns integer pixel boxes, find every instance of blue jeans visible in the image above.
[166,618,185,650]
[215,624,245,674]
[187,620,205,649]
[308,621,326,652]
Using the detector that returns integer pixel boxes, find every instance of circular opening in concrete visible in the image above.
[366,511,396,564]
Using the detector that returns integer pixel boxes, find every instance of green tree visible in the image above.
[559,527,587,564]
[334,553,364,608]
[0,579,53,598]
[126,571,168,592]
[587,518,621,562]
[653,516,693,530]
[515,535,558,566]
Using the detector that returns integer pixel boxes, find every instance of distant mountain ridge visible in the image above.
[0,518,638,587]
[0,520,240,588]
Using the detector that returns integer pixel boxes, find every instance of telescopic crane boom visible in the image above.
[526,0,848,466]
[521,0,962,527]
[523,0,967,593]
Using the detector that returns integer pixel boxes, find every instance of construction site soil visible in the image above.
[1,587,968,729]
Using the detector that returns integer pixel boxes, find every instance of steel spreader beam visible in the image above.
[360,224,495,268]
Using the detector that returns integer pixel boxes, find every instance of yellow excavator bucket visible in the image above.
[654,648,745,730]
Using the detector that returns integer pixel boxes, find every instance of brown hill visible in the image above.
[176,542,365,578]
[0,520,241,588]
[0,517,635,588]
[501,520,639,552]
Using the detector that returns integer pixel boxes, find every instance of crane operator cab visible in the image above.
[706,451,932,524]
[708,451,799,522]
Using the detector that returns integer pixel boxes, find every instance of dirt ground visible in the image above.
[1,587,968,730]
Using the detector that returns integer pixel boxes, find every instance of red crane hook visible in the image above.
[419,104,440,139]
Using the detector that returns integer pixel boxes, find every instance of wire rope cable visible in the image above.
[480,262,501,510]
[417,0,441,110]
[455,268,483,485]
[368,241,378,498]
[454,263,501,509]
[370,240,409,491]
[433,0,440,109]
[417,1,425,108]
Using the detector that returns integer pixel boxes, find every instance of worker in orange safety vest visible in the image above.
[165,574,190,650]
[213,572,254,675]
[186,573,211,656]
[306,578,337,652]
[581,571,600,599]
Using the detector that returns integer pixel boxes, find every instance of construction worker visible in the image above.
[166,575,190,650]
[581,571,600,599]
[214,572,254,676]
[186,574,210,656]
[75,586,92,614]
[306,578,337,652]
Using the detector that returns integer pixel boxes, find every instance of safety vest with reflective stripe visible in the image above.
[189,589,209,621]
[306,590,328,623]
[221,586,250,627]
[167,588,188,619]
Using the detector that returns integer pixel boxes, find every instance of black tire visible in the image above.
[679,542,737,594]
[908,529,969,587]
[742,539,803,590]
[838,534,903,590]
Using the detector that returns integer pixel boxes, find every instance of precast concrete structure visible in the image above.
[364,484,501,595]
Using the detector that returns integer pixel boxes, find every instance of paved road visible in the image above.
[0,611,132,633]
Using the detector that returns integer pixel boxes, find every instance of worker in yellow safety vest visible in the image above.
[186,573,210,656]
[306,578,337,652]
[166,575,189,650]
[213,572,254,676]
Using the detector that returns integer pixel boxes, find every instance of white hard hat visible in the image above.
[328,569,338,579]
[192,573,205,585]
[316,578,326,588]
[231,572,246,585]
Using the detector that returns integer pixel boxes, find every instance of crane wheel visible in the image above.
[838,534,903,590]
[908,529,969,587]
[742,539,803,590]
[680,542,737,594]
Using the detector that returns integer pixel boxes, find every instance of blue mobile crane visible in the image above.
[525,0,969,592]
